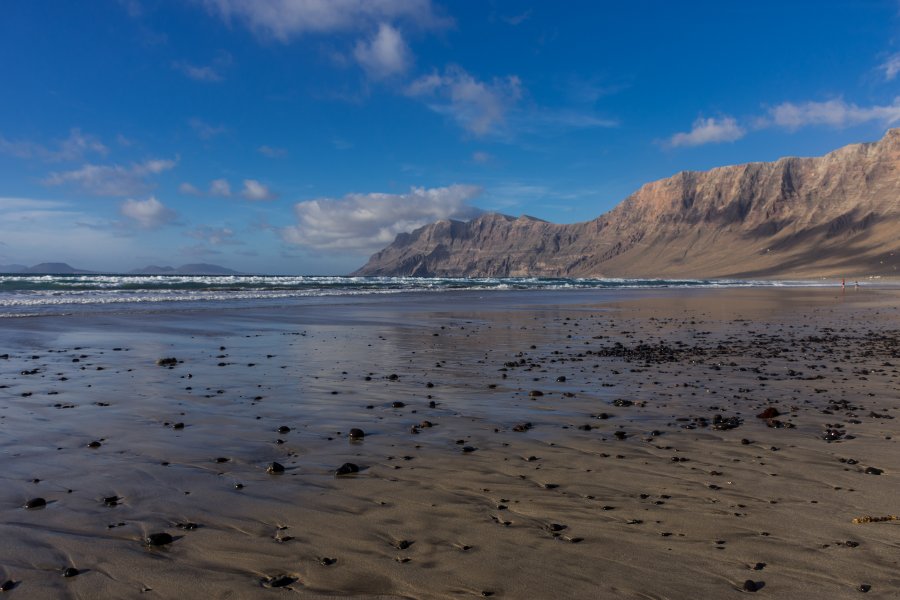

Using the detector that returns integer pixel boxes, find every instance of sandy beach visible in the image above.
[1,287,899,599]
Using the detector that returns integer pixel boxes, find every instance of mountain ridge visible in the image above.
[354,129,900,279]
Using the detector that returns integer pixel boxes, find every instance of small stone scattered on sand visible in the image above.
[145,532,174,546]
[335,463,360,476]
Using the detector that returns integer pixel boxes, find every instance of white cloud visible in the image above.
[667,116,745,147]
[209,178,232,196]
[258,145,288,157]
[241,179,276,201]
[280,184,482,252]
[179,182,203,196]
[518,109,618,131]
[0,197,78,223]
[880,53,900,81]
[353,23,410,79]
[173,51,232,82]
[765,98,900,130]
[406,65,522,136]
[0,197,138,269]
[201,0,445,42]
[174,62,222,82]
[0,128,107,162]
[187,225,242,245]
[120,196,177,229]
[472,151,492,164]
[44,158,177,196]
[189,118,227,140]
[502,10,532,26]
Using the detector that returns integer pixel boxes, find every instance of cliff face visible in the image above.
[354,129,900,278]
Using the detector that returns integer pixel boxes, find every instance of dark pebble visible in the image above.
[277,426,291,434]
[87,441,102,449]
[266,462,285,474]
[864,467,883,475]
[395,540,412,550]
[392,401,405,408]
[529,390,544,397]
[266,575,296,588]
[1,580,15,592]
[156,357,177,366]
[756,407,780,419]
[62,567,79,578]
[320,557,336,566]
[24,497,46,509]
[742,580,760,592]
[858,584,871,593]
[335,463,359,476]
[349,428,365,440]
[145,532,174,546]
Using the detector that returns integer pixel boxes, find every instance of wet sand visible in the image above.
[1,287,899,599]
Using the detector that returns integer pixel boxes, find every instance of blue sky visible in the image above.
[2,0,900,274]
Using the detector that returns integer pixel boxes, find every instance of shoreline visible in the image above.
[1,287,898,598]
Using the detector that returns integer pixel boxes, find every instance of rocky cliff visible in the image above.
[354,129,900,279]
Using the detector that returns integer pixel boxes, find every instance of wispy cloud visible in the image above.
[173,51,233,82]
[209,178,232,197]
[44,158,177,196]
[0,197,78,223]
[241,179,276,201]
[0,197,137,268]
[281,184,482,252]
[517,108,618,132]
[189,118,227,140]
[120,196,177,229]
[667,116,745,148]
[200,0,447,42]
[407,65,522,136]
[501,10,532,26]
[0,128,107,162]
[353,22,411,79]
[179,182,203,196]
[187,225,243,245]
[258,145,288,158]
[879,53,900,81]
[763,98,900,130]
[472,151,492,164]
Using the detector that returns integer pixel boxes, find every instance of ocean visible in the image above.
[0,273,843,318]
